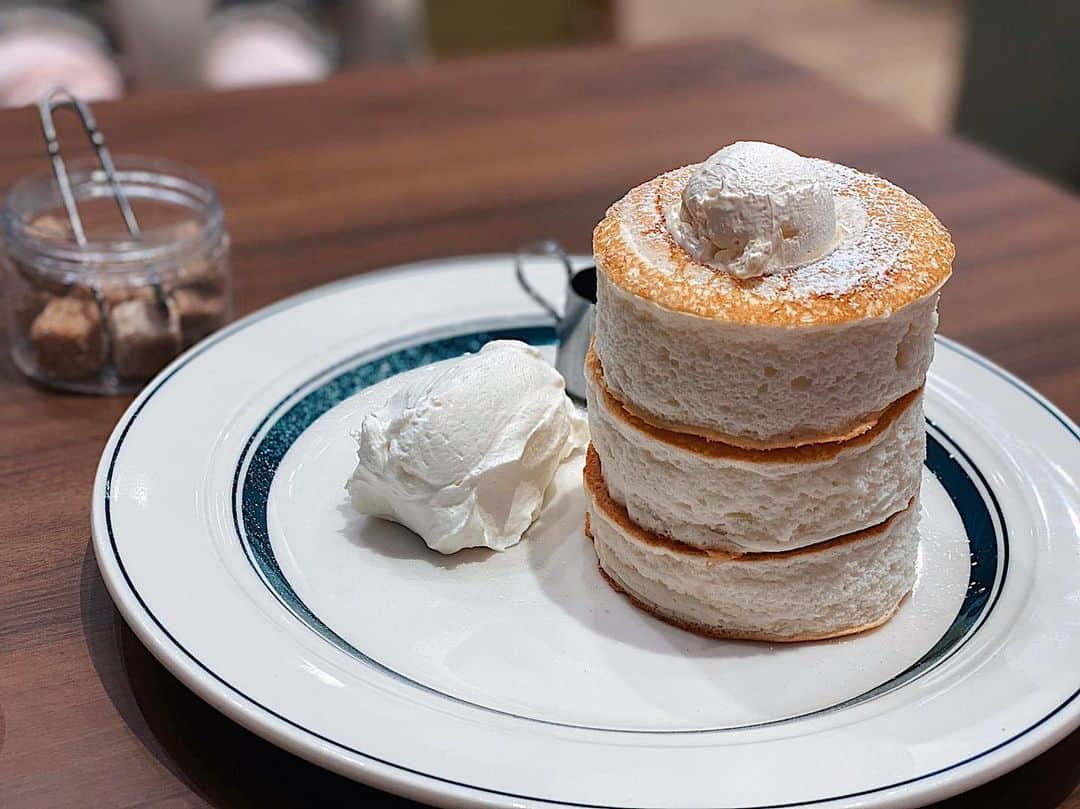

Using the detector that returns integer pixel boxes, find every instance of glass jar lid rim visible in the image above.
[3,155,224,276]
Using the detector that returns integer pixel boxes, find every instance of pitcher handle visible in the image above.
[514,239,573,323]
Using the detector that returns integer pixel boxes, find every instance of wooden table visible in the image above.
[1,41,1077,809]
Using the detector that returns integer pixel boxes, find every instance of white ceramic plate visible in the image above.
[93,256,1080,809]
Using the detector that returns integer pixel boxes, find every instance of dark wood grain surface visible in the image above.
[0,41,1077,809]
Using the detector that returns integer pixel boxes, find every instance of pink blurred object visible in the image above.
[204,9,332,90]
[0,18,121,108]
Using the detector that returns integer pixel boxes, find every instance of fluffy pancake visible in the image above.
[586,347,924,553]
[584,446,919,642]
[592,160,953,448]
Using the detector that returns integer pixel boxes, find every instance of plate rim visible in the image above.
[91,254,1080,809]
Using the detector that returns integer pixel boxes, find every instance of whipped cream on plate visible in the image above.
[346,340,588,554]
[666,141,841,279]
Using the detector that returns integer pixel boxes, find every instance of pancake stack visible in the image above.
[584,149,954,641]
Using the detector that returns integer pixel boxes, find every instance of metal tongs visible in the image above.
[37,87,168,313]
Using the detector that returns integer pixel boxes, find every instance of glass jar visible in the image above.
[2,156,231,394]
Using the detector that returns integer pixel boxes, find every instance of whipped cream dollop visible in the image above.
[666,141,840,279]
[346,340,588,554]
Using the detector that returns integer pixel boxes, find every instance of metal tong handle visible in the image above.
[38,86,141,246]
[37,87,172,320]
[514,239,574,323]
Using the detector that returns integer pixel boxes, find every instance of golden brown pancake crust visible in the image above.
[587,346,922,457]
[593,163,954,327]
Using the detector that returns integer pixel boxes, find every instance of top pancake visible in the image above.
[592,161,954,328]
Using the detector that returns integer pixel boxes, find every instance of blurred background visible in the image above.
[0,0,1075,188]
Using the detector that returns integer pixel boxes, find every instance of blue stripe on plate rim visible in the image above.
[231,321,1006,736]
[99,258,1080,808]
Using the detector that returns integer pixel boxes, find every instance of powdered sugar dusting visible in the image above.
[600,158,953,326]
[735,161,904,302]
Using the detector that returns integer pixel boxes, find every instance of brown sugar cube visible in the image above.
[67,281,150,315]
[30,212,74,241]
[169,219,201,240]
[173,287,226,348]
[30,296,108,379]
[95,280,156,309]
[175,254,226,295]
[109,298,182,379]
[164,220,223,295]
[14,287,52,334]
[13,215,78,294]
